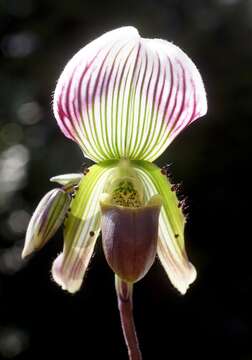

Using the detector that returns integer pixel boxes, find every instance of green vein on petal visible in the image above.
[54,27,207,162]
[133,160,196,294]
[52,160,118,293]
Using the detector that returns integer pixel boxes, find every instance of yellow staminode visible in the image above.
[111,179,142,208]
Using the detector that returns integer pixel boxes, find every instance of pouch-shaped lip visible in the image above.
[100,195,161,282]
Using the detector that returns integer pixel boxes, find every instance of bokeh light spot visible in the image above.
[0,145,30,206]
[0,243,25,275]
[1,32,39,58]
[0,327,29,358]
[0,123,23,145]
[17,101,42,125]
[7,210,30,235]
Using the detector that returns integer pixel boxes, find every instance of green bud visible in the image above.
[22,188,71,258]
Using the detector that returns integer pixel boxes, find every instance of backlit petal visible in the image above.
[133,160,196,294]
[53,27,207,162]
[50,173,83,186]
[51,161,116,293]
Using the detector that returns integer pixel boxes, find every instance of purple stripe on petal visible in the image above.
[53,27,207,162]
[169,60,187,135]
[163,57,174,120]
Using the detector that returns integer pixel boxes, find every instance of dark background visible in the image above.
[0,0,251,359]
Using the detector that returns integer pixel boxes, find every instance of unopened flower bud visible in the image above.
[22,188,71,258]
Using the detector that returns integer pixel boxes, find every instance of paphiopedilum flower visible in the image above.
[23,27,207,360]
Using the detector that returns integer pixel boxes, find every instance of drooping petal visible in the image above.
[51,161,116,293]
[22,189,71,258]
[53,26,207,162]
[133,160,196,294]
[50,173,83,186]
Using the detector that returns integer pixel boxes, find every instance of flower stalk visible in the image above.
[115,276,142,360]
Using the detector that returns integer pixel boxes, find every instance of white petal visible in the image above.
[53,27,207,162]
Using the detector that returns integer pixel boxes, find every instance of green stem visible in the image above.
[115,275,142,360]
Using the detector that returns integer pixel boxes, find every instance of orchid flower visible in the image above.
[22,27,207,360]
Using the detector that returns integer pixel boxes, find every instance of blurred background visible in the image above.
[0,0,251,359]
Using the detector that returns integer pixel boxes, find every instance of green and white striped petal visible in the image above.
[53,26,207,163]
[51,161,116,293]
[22,188,71,258]
[133,160,196,294]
